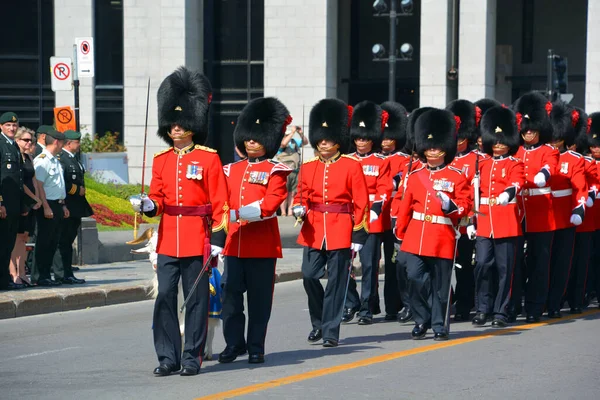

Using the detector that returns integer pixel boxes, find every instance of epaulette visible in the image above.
[509,156,520,162]
[374,153,387,159]
[304,156,319,164]
[342,154,360,161]
[154,147,172,158]
[37,154,46,159]
[584,155,593,162]
[271,162,292,174]
[544,144,556,149]
[567,150,582,158]
[448,166,463,174]
[194,144,217,153]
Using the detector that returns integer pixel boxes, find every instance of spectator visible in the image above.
[276,125,307,216]
[9,127,41,286]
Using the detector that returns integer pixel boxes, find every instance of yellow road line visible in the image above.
[197,309,600,400]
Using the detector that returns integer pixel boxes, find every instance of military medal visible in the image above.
[249,171,269,185]
[186,164,203,180]
[6,163,11,169]
[433,179,454,192]
[363,165,380,177]
[560,162,569,174]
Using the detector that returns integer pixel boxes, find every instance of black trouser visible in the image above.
[474,237,517,321]
[405,253,452,334]
[590,230,600,300]
[547,227,576,313]
[32,201,64,283]
[154,254,209,370]
[52,217,81,280]
[302,246,351,342]
[454,233,475,315]
[567,231,592,309]
[382,230,403,315]
[396,248,411,313]
[523,230,554,318]
[221,256,276,355]
[508,235,526,315]
[343,233,382,317]
[0,212,19,289]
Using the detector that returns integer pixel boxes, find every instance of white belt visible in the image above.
[412,211,453,225]
[369,194,376,201]
[481,197,517,205]
[552,188,573,198]
[521,187,551,196]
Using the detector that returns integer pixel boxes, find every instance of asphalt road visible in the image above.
[1,278,599,400]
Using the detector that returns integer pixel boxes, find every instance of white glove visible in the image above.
[436,191,450,210]
[292,205,306,218]
[369,210,379,223]
[210,245,223,257]
[533,172,546,187]
[570,214,583,226]
[586,196,594,208]
[229,209,238,222]
[238,200,262,222]
[351,243,363,252]
[496,192,510,206]
[467,225,477,240]
[130,195,154,213]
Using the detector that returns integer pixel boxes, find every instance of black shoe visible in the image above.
[342,308,357,323]
[569,307,582,314]
[411,324,428,340]
[218,347,247,363]
[472,312,487,326]
[384,314,398,321]
[248,354,265,364]
[153,364,178,376]
[547,310,562,319]
[357,316,373,325]
[37,278,58,287]
[307,329,322,343]
[322,339,338,348]
[398,309,413,323]
[180,366,198,376]
[491,319,507,328]
[433,332,449,341]
[62,276,86,284]
[7,282,26,290]
[526,315,540,323]
[72,266,80,271]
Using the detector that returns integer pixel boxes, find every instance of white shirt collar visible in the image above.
[1,132,14,145]
[63,148,74,157]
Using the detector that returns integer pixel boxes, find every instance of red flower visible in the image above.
[381,110,389,132]
[347,105,353,127]
[571,110,580,128]
[545,101,552,116]
[454,115,461,136]
[475,106,482,127]
[516,112,523,131]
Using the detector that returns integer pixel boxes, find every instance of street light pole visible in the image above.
[388,0,397,102]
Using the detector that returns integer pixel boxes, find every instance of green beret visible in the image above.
[37,125,52,134]
[46,128,65,140]
[0,112,19,124]
[64,130,82,140]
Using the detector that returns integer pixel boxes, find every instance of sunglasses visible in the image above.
[19,138,32,142]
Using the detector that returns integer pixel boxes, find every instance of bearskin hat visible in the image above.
[549,101,587,148]
[309,98,353,154]
[481,106,520,156]
[573,107,590,154]
[157,66,212,145]
[415,108,457,165]
[350,101,387,152]
[403,106,434,154]
[380,101,408,150]
[584,112,600,150]
[512,91,553,144]
[446,99,480,145]
[234,97,292,159]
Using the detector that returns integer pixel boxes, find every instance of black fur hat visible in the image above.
[157,67,212,145]
[309,98,353,154]
[512,91,553,144]
[403,106,435,154]
[380,101,408,150]
[350,101,386,152]
[415,108,457,165]
[481,106,520,156]
[550,101,586,148]
[573,107,590,154]
[234,97,292,159]
[474,98,502,115]
[446,99,480,144]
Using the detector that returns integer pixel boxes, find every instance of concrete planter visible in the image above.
[81,152,129,184]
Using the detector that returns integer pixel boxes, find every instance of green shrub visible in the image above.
[80,131,127,153]
[85,174,150,200]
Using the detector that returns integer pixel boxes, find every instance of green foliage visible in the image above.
[84,174,150,200]
[80,131,127,153]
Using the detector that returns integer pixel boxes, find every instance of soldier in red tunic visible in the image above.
[292,99,369,347]
[585,113,600,307]
[218,97,293,364]
[513,92,559,323]
[546,102,588,318]
[393,109,473,340]
[341,101,392,325]
[131,67,229,376]
[474,99,502,152]
[446,99,486,321]
[469,106,525,327]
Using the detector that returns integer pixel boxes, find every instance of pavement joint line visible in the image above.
[196,309,600,400]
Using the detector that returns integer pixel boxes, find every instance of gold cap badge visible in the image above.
[322,121,328,128]
[359,121,366,127]
[495,126,503,133]
[174,106,182,111]
[427,134,433,139]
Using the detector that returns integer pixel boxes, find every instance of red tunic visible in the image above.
[577,156,599,233]
[550,150,587,230]
[149,144,229,258]
[293,153,369,250]
[516,144,560,233]
[394,165,472,260]
[353,152,393,233]
[476,156,525,239]
[222,158,291,258]
[385,152,412,232]
[391,157,423,217]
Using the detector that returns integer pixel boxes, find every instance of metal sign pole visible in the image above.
[73,44,83,266]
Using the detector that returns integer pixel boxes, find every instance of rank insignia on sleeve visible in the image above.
[186,164,203,180]
[462,165,469,176]
[362,165,380,177]
[433,179,454,192]
[248,171,269,185]
[560,162,569,174]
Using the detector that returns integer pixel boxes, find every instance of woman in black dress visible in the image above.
[9,127,41,286]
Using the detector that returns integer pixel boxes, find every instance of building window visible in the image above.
[204,0,264,164]
[94,0,124,140]
[0,0,55,129]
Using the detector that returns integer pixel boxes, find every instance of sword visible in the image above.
[443,227,461,334]
[295,104,305,227]
[134,78,151,239]
[180,254,215,313]
[341,250,357,322]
